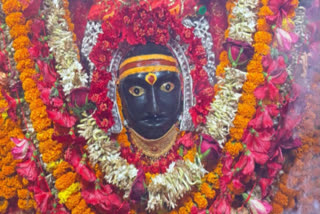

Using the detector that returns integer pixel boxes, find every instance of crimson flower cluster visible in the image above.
[89,4,214,131]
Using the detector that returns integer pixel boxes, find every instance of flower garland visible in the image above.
[2,1,94,213]
[78,113,207,211]
[44,0,88,95]
[0,89,37,213]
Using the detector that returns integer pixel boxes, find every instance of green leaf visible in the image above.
[179,145,184,157]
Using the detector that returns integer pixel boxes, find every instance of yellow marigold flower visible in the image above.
[194,192,208,209]
[16,59,35,71]
[12,35,31,50]
[0,199,8,213]
[216,61,229,77]
[224,141,243,158]
[206,172,218,184]
[200,183,216,199]
[41,143,63,163]
[53,161,73,179]
[2,0,21,15]
[58,182,80,204]
[185,200,194,211]
[257,19,270,32]
[22,178,29,186]
[258,6,273,17]
[242,81,257,94]
[65,192,82,210]
[254,31,273,45]
[178,207,189,214]
[9,25,29,39]
[22,77,36,91]
[5,12,25,28]
[14,48,30,62]
[46,160,63,172]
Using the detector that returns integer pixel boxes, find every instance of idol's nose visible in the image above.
[147,87,160,115]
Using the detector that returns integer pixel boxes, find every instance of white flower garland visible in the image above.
[228,0,259,44]
[44,0,88,95]
[78,113,206,211]
[201,67,247,147]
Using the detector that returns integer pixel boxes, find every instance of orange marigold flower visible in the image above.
[224,141,243,157]
[22,178,29,186]
[273,192,288,207]
[254,31,273,45]
[32,117,51,133]
[5,12,25,28]
[240,93,257,106]
[71,199,89,214]
[18,199,35,210]
[22,78,36,91]
[242,80,258,94]
[183,146,196,162]
[246,72,265,86]
[39,139,57,154]
[254,42,271,55]
[258,6,273,17]
[200,182,216,199]
[261,0,269,6]
[219,50,229,62]
[17,189,31,199]
[206,172,219,184]
[14,48,30,62]
[233,115,250,130]
[36,128,54,142]
[65,192,82,210]
[247,60,263,74]
[19,68,36,81]
[53,161,73,178]
[9,25,29,39]
[2,0,21,15]
[29,99,44,111]
[1,164,16,177]
[55,172,77,191]
[271,202,283,214]
[216,62,229,77]
[117,132,131,147]
[230,127,244,141]
[178,207,188,214]
[169,210,178,214]
[41,143,63,163]
[194,192,208,209]
[257,18,270,32]
[16,59,35,71]
[0,199,8,213]
[24,88,40,103]
[237,103,256,119]
[12,36,31,50]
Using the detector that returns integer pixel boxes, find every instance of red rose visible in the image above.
[129,169,146,201]
[224,38,254,69]
[69,87,90,108]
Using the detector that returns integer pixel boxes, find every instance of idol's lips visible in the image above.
[140,115,168,123]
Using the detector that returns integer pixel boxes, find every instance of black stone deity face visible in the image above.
[119,71,182,139]
[118,44,182,139]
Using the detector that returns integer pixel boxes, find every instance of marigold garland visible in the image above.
[2,0,93,213]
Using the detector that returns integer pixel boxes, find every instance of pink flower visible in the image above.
[266,0,298,25]
[1,89,17,121]
[249,104,279,130]
[11,138,34,160]
[16,159,39,181]
[224,38,254,69]
[274,28,298,51]
[177,132,194,148]
[47,110,77,128]
[210,197,231,214]
[247,197,272,214]
[82,183,129,213]
[65,147,96,182]
[234,152,255,175]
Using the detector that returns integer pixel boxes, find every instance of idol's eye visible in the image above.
[129,86,145,96]
[160,82,175,92]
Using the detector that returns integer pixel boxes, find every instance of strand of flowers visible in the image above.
[202,67,247,146]
[78,113,207,211]
[44,0,88,95]
[2,1,94,213]
[0,88,37,213]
